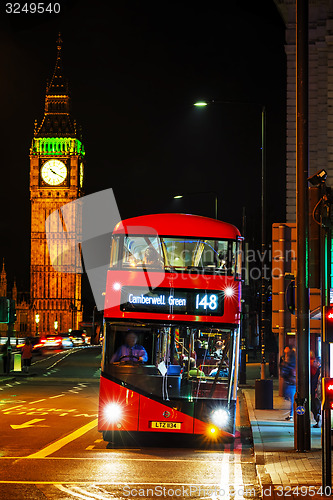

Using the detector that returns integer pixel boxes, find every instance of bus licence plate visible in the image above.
[150,421,181,430]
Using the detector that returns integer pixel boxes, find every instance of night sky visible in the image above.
[0,0,286,295]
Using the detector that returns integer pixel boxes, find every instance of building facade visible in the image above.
[275,0,333,221]
[272,1,333,362]
[29,34,84,334]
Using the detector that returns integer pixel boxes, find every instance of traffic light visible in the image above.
[322,378,333,410]
[0,298,9,323]
[324,305,333,343]
[285,280,295,315]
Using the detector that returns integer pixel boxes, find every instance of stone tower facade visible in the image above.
[0,259,7,298]
[29,35,84,334]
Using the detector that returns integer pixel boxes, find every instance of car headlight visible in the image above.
[211,408,229,428]
[103,402,122,423]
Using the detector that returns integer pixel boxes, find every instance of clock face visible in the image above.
[41,160,67,186]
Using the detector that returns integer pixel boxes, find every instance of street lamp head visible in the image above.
[308,169,328,186]
[194,101,208,107]
[174,195,183,199]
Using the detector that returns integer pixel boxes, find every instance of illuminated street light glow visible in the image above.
[194,101,208,107]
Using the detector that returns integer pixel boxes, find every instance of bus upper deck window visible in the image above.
[122,236,164,269]
[110,236,120,268]
[235,237,243,281]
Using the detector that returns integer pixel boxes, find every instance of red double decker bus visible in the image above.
[98,213,243,444]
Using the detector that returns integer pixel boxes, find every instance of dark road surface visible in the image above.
[0,346,260,499]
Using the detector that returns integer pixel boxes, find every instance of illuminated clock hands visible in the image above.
[50,168,63,178]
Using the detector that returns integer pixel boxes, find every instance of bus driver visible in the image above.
[111,331,148,363]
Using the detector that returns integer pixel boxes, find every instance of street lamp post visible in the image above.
[194,100,272,408]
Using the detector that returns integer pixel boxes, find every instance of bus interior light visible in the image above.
[103,402,123,423]
[211,409,229,428]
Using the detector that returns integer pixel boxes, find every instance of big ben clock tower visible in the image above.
[30,34,84,334]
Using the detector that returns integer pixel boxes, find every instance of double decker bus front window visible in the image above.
[115,235,237,275]
[104,324,235,401]
[122,236,164,269]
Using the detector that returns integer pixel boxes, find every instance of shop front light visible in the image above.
[104,402,123,423]
[211,408,229,428]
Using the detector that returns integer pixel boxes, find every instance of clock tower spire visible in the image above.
[29,35,84,335]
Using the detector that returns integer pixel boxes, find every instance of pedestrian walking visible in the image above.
[311,356,321,427]
[22,338,33,373]
[1,339,12,374]
[281,348,296,421]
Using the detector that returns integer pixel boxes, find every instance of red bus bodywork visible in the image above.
[99,214,242,442]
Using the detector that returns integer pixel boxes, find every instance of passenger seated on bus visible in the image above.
[195,340,210,361]
[214,340,225,359]
[209,362,228,378]
[143,247,163,268]
[110,331,148,363]
[188,358,205,378]
[181,356,196,373]
[218,252,227,269]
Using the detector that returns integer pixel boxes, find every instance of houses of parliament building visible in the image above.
[1,35,84,337]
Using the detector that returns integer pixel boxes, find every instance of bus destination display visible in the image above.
[120,287,224,316]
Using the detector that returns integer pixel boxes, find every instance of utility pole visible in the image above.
[320,182,332,489]
[294,0,311,452]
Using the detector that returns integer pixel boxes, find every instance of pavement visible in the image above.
[0,363,330,499]
[242,373,328,499]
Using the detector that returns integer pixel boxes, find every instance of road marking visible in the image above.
[26,418,98,458]
[49,394,65,399]
[29,399,46,404]
[3,404,24,411]
[0,480,255,485]
[10,418,48,429]
[56,484,112,499]
[0,456,241,461]
[85,437,104,450]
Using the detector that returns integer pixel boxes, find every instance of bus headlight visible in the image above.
[211,409,229,428]
[104,403,122,423]
[225,287,234,297]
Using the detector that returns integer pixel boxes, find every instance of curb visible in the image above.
[242,389,273,490]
